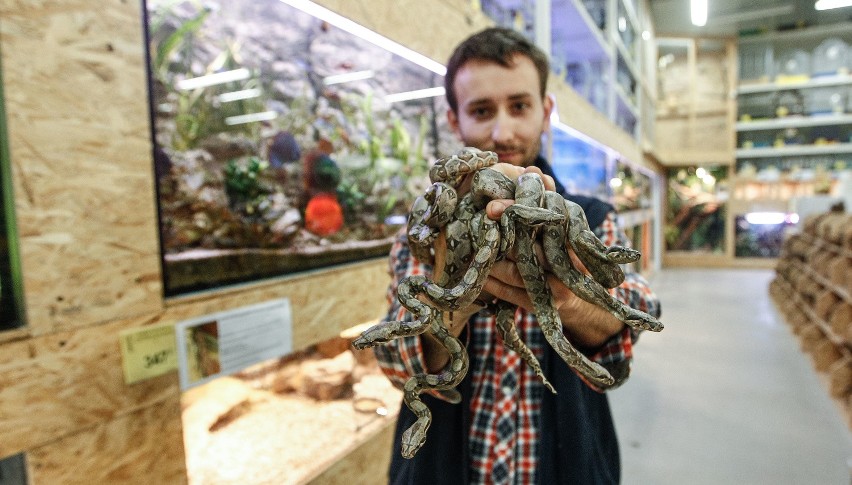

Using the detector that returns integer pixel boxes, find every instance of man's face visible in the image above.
[447,54,553,168]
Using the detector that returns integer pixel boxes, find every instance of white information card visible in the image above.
[175,298,293,390]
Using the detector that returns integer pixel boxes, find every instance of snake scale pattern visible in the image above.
[353,147,663,458]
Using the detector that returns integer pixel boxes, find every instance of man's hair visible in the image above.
[444,27,550,113]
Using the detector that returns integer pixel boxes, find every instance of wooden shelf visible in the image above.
[784,277,850,349]
[736,142,852,158]
[618,208,653,228]
[736,114,852,131]
[738,21,852,45]
[738,74,852,95]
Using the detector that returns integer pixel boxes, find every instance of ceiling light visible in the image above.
[815,0,852,10]
[691,0,708,27]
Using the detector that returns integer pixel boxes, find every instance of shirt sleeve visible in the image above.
[582,211,662,389]
[372,229,435,390]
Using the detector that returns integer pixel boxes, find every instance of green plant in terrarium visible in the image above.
[149,2,266,150]
[224,157,270,215]
[335,92,431,225]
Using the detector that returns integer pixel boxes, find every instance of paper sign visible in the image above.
[119,323,178,384]
[175,298,293,390]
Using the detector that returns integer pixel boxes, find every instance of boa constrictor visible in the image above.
[353,147,663,458]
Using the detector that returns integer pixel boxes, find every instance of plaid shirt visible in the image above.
[375,211,660,485]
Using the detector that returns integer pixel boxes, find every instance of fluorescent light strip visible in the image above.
[815,0,852,10]
[691,0,707,27]
[744,212,797,225]
[277,0,447,76]
[224,111,278,126]
[384,87,445,103]
[177,68,251,91]
[323,70,375,85]
[217,88,262,103]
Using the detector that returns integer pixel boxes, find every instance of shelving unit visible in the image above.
[731,22,852,262]
[483,0,654,146]
[770,211,852,428]
[480,0,662,273]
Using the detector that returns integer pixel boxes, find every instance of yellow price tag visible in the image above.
[119,323,178,384]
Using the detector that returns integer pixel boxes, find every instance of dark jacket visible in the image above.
[388,157,620,484]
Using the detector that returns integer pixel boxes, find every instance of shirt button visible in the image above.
[502,385,513,395]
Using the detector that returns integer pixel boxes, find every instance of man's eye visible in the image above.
[511,102,531,113]
[470,107,492,118]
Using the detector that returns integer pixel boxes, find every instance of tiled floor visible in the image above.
[610,268,852,485]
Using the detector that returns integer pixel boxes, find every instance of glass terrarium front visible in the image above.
[0,78,22,331]
[549,126,610,200]
[145,0,454,295]
[665,166,728,254]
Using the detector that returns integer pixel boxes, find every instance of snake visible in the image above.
[353,147,663,458]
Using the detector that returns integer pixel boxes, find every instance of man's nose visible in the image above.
[490,111,515,144]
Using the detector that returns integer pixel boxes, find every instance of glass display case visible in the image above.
[665,166,728,254]
[0,80,23,331]
[145,0,454,295]
[549,123,610,200]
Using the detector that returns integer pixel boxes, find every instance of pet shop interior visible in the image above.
[1,0,851,483]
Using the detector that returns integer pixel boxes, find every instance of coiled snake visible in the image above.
[353,147,663,458]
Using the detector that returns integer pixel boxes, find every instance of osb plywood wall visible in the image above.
[655,39,737,166]
[0,0,653,482]
[0,1,393,483]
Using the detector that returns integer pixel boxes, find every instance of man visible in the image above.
[373,27,660,484]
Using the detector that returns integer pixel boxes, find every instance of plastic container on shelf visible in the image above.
[807,87,847,115]
[566,61,589,95]
[772,89,805,117]
[812,38,849,77]
[776,49,811,83]
[739,44,772,83]
[738,92,776,120]
[582,0,606,31]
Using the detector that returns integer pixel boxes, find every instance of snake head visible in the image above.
[400,419,430,459]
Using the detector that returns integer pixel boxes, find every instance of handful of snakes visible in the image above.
[353,147,663,458]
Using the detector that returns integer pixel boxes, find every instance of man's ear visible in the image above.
[447,109,462,141]
[542,93,555,131]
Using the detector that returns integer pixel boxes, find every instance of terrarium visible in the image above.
[665,166,728,253]
[0,88,21,331]
[549,124,610,200]
[145,0,454,295]
[611,158,652,213]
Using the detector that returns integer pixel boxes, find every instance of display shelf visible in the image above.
[615,84,638,117]
[795,257,852,308]
[738,21,852,46]
[736,113,852,131]
[771,215,852,430]
[735,142,852,159]
[551,0,611,64]
[785,277,849,348]
[618,208,653,228]
[737,74,852,95]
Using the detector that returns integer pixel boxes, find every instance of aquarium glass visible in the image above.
[144,0,455,295]
[550,126,610,200]
[0,60,23,331]
[612,158,652,213]
[665,165,728,254]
